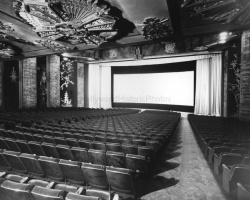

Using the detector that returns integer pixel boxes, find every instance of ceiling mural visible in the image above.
[35,39,72,52]
[13,0,118,46]
[182,0,250,26]
[0,32,35,46]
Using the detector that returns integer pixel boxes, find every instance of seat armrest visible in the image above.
[20,176,29,183]
[0,172,6,178]
[112,193,119,200]
[214,154,221,175]
[222,164,231,193]
[76,187,84,194]
[237,182,250,200]
[46,181,55,188]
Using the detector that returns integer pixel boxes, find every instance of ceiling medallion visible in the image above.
[13,0,118,45]
[141,17,173,40]
[36,40,72,52]
[0,42,15,58]
[182,0,250,26]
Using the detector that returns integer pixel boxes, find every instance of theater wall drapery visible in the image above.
[87,53,222,116]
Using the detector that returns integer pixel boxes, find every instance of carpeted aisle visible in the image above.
[138,117,231,200]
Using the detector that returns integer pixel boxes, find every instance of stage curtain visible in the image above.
[88,64,100,108]
[100,66,112,109]
[194,55,222,116]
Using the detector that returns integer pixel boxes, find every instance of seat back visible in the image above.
[132,139,146,146]
[138,146,155,160]
[16,140,33,154]
[31,186,66,200]
[19,153,45,178]
[0,137,10,150]
[81,163,108,190]
[91,142,106,151]
[41,143,60,158]
[56,145,74,160]
[0,150,11,172]
[54,137,67,145]
[71,147,89,163]
[38,156,64,182]
[33,134,45,143]
[3,151,27,174]
[230,166,250,186]
[220,153,244,167]
[88,149,107,165]
[28,141,46,156]
[242,156,250,166]
[1,180,35,200]
[122,144,137,155]
[59,159,85,185]
[106,143,122,153]
[106,151,126,168]
[126,154,148,173]
[106,166,135,198]
[5,138,20,152]
[79,140,92,149]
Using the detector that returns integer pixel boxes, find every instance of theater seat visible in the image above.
[1,180,35,200]
[58,159,85,185]
[65,192,100,200]
[38,156,64,182]
[237,183,250,200]
[4,138,20,152]
[0,150,12,172]
[19,153,45,178]
[16,140,33,154]
[31,186,66,200]
[28,179,50,188]
[56,145,74,160]
[41,142,60,158]
[88,149,107,165]
[81,163,108,190]
[106,143,122,153]
[126,154,149,174]
[106,151,126,168]
[106,166,135,199]
[122,144,137,155]
[28,141,46,156]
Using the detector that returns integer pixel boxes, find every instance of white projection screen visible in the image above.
[113,71,194,106]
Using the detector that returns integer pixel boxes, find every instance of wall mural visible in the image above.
[228,38,241,117]
[14,0,118,46]
[60,59,75,107]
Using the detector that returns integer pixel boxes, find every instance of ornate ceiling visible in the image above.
[0,0,248,59]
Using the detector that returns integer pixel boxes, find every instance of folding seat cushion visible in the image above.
[33,134,45,143]
[0,137,10,150]
[71,147,89,163]
[119,138,133,145]
[31,186,66,200]
[91,142,106,151]
[106,151,126,168]
[16,140,33,154]
[38,156,64,182]
[59,159,85,185]
[126,154,149,174]
[4,138,20,152]
[84,134,95,141]
[237,183,250,200]
[106,166,135,199]
[66,138,79,147]
[23,132,35,141]
[78,139,91,149]
[19,153,45,178]
[106,143,122,153]
[86,189,117,200]
[54,137,67,145]
[65,192,100,200]
[138,146,155,160]
[43,136,56,144]
[1,180,35,200]
[107,136,119,143]
[73,133,85,140]
[28,179,50,188]
[0,150,11,172]
[56,145,74,160]
[41,142,60,158]
[54,184,78,193]
[81,163,108,190]
[95,135,107,142]
[28,141,46,156]
[122,144,137,155]
[2,151,27,175]
[15,131,27,141]
[63,132,75,139]
[88,149,107,166]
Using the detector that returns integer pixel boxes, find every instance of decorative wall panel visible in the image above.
[22,58,37,108]
[77,63,84,107]
[240,31,250,122]
[37,56,47,107]
[48,55,60,107]
[0,61,3,109]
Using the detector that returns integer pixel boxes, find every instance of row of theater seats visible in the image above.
[188,114,250,200]
[0,149,139,199]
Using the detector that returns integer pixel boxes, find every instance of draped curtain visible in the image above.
[194,55,222,116]
[88,64,100,108]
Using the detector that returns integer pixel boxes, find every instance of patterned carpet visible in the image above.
[136,117,233,200]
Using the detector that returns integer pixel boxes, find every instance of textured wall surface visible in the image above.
[0,61,3,109]
[223,51,228,117]
[22,58,37,108]
[240,31,250,121]
[48,55,60,107]
[77,62,84,107]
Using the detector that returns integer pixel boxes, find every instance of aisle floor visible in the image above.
[137,117,232,200]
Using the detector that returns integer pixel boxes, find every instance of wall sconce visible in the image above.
[10,67,18,82]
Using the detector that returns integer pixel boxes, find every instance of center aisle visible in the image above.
[139,117,230,200]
